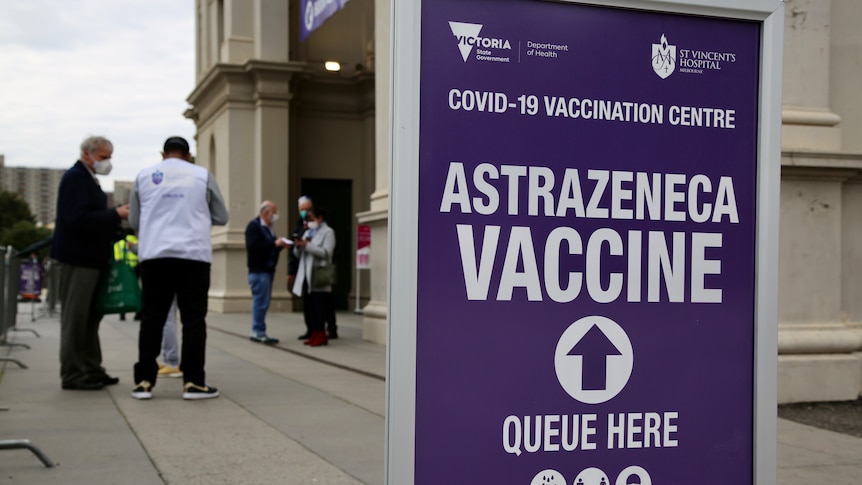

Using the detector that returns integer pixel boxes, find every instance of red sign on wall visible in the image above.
[357,224,371,269]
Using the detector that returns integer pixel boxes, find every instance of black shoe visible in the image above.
[249,334,279,345]
[133,313,141,321]
[99,375,120,386]
[297,332,312,340]
[131,381,153,400]
[62,379,105,391]
[328,330,339,340]
[183,382,219,400]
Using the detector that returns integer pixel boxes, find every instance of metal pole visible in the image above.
[1,249,30,347]
[0,245,29,350]
[0,247,6,336]
[355,264,361,313]
[0,254,53,470]
[6,248,20,332]
[0,440,55,467]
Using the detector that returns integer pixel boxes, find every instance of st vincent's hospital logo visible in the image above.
[449,21,512,63]
[652,34,676,79]
[651,33,738,78]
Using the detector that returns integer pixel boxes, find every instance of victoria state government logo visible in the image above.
[449,21,484,62]
[651,34,676,79]
[449,21,512,63]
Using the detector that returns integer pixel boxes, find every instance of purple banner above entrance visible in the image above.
[300,0,350,42]
[415,0,761,483]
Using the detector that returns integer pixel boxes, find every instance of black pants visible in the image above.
[302,283,314,335]
[325,295,337,333]
[58,264,106,385]
[133,258,210,386]
[305,291,335,332]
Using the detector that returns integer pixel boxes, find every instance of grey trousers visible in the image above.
[59,264,106,385]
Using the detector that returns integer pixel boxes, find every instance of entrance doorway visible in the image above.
[301,178,352,310]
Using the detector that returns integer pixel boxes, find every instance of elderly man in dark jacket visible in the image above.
[51,135,128,390]
[246,200,289,344]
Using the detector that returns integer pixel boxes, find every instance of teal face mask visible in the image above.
[300,210,308,220]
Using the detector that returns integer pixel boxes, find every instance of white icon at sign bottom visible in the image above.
[573,466,611,485]
[529,468,567,485]
[528,466,652,485]
[554,315,634,404]
[615,465,652,485]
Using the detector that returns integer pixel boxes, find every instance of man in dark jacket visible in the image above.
[51,135,129,390]
[246,200,289,344]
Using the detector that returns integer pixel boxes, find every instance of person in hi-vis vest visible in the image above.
[113,233,138,321]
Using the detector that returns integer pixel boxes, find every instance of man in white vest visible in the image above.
[127,136,229,400]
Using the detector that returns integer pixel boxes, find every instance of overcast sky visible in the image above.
[0,0,196,191]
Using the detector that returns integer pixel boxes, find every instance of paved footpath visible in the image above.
[1,305,862,484]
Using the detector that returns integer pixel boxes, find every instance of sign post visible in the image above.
[19,258,42,322]
[387,1,783,484]
[19,259,42,302]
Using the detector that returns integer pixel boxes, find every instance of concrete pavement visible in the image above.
[2,305,862,484]
[1,307,383,484]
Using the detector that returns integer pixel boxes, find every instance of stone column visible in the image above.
[208,71,258,312]
[250,62,293,311]
[356,0,391,344]
[207,0,222,69]
[250,1,292,309]
[223,0,255,63]
[782,0,841,151]
[778,161,862,403]
[777,0,862,403]
[254,0,288,61]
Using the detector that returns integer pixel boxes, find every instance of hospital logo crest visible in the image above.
[152,170,164,185]
[651,34,676,79]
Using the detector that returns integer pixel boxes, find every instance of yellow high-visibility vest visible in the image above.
[113,235,139,267]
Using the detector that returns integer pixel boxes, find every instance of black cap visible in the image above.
[163,136,190,154]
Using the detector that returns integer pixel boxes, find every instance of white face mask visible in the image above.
[93,158,113,175]
[307,221,319,230]
[271,213,280,223]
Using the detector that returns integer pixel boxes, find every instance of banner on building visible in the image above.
[300,0,350,41]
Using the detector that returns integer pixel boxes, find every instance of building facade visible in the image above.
[189,0,862,403]
[776,0,862,404]
[0,155,66,227]
[112,180,134,208]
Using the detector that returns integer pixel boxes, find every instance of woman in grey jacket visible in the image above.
[291,208,336,346]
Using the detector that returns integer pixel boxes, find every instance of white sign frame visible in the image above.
[386,1,783,483]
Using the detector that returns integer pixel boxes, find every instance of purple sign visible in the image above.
[19,261,42,295]
[416,1,760,484]
[300,0,350,41]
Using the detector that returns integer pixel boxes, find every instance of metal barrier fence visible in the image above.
[4,252,24,339]
[0,246,29,361]
[0,246,47,351]
[0,247,5,343]
[0,245,56,467]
